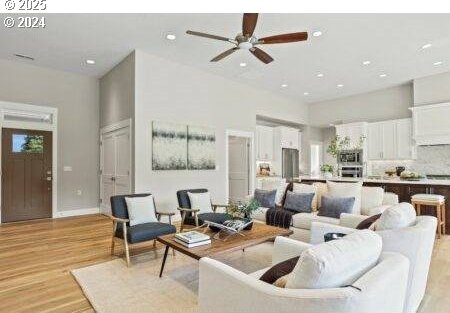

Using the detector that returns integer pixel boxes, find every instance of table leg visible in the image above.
[159,245,169,278]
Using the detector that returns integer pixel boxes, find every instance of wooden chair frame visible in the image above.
[177,204,230,232]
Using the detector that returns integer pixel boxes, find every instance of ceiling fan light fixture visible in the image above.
[238,42,253,50]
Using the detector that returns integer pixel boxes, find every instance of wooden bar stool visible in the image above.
[411,194,446,239]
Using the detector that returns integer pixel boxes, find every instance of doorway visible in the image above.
[1,128,53,222]
[100,120,132,215]
[228,135,251,203]
[310,141,323,176]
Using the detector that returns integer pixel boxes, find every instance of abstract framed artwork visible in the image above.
[187,125,216,170]
[152,121,187,170]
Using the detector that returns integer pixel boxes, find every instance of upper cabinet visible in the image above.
[335,122,368,151]
[256,125,274,161]
[273,126,300,149]
[367,118,414,160]
[411,102,450,145]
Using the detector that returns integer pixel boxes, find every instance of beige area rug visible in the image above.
[72,243,273,313]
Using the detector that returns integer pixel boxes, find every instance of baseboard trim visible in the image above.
[56,208,100,218]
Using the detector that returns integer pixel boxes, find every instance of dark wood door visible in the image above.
[2,128,52,222]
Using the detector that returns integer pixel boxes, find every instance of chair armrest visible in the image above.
[109,215,129,223]
[339,213,368,228]
[272,236,312,265]
[310,222,356,244]
[177,207,200,213]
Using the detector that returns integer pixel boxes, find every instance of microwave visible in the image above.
[337,149,363,165]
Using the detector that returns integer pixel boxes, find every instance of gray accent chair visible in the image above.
[176,189,230,232]
[110,193,176,266]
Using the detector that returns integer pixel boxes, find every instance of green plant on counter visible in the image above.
[320,164,334,173]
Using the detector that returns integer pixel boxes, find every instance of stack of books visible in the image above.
[174,231,211,248]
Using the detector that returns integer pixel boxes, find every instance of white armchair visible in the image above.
[310,215,437,313]
[198,236,410,313]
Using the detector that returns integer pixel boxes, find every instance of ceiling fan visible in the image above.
[186,13,308,64]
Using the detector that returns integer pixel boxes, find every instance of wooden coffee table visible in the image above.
[157,222,293,277]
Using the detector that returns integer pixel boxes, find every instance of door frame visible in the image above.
[225,129,255,203]
[0,101,58,223]
[99,118,132,213]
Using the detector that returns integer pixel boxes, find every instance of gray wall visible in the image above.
[133,50,309,212]
[0,59,100,211]
[309,84,413,127]
[413,71,450,105]
[100,52,135,127]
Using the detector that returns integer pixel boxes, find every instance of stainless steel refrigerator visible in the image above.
[282,148,299,179]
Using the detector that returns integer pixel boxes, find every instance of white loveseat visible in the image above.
[252,182,399,243]
[198,236,410,313]
[310,211,437,313]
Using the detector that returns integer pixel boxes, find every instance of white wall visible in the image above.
[309,84,413,127]
[0,59,100,211]
[133,50,308,211]
[413,71,450,106]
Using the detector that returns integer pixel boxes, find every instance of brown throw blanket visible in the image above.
[266,208,297,229]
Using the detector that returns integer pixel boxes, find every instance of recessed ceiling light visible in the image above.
[433,61,443,66]
[303,92,309,96]
[239,62,247,67]
[317,73,324,77]
[166,34,176,40]
[362,60,371,65]
[379,73,387,78]
[86,59,95,65]
[337,84,344,88]
[312,31,322,37]
[421,43,432,49]
[281,84,288,88]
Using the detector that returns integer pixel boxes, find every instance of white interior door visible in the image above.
[228,136,250,203]
[100,125,131,214]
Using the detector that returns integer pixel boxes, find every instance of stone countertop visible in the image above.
[298,175,450,186]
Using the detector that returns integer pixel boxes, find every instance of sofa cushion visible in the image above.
[361,187,385,215]
[356,213,382,230]
[293,183,317,210]
[125,195,158,226]
[283,191,314,213]
[375,202,417,230]
[285,230,382,289]
[259,256,300,284]
[188,192,213,214]
[116,222,176,244]
[275,181,289,206]
[292,212,339,230]
[326,181,362,214]
[251,206,269,222]
[254,189,277,209]
[318,196,355,219]
[312,182,328,209]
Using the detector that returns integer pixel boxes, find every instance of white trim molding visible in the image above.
[0,101,58,223]
[225,129,255,203]
[56,207,100,218]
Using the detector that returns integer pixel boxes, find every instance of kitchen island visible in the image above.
[298,175,449,233]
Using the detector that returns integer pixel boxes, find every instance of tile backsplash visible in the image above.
[369,145,450,176]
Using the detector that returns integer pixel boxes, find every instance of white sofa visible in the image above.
[198,236,410,313]
[252,182,399,243]
[310,213,437,313]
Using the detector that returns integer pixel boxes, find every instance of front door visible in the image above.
[1,128,52,222]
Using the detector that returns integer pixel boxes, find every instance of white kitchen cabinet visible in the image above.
[274,126,299,149]
[367,118,414,160]
[335,122,368,153]
[411,102,450,145]
[256,125,273,161]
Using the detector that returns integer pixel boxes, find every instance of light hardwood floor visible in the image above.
[0,214,448,313]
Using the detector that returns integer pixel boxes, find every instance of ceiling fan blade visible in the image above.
[249,47,274,64]
[210,48,239,62]
[242,13,258,37]
[258,32,308,44]
[186,30,232,42]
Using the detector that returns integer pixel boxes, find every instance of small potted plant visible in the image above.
[226,198,260,230]
[320,164,334,179]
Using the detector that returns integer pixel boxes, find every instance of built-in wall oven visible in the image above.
[337,149,364,178]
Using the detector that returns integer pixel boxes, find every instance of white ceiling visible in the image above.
[1,13,450,103]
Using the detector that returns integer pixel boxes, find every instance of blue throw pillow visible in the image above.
[254,189,277,209]
[283,191,314,213]
[318,196,355,219]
